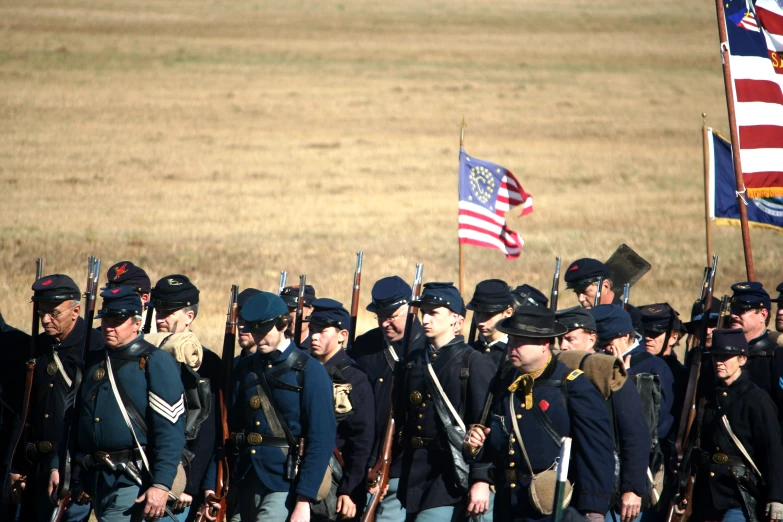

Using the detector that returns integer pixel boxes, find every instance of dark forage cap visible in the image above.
[280,285,317,309]
[556,306,597,333]
[240,292,288,335]
[640,303,682,334]
[511,284,549,308]
[305,298,351,329]
[497,305,567,338]
[705,328,748,356]
[684,296,721,334]
[772,282,783,304]
[152,274,199,310]
[589,304,634,345]
[367,276,412,313]
[411,282,466,316]
[564,258,611,289]
[31,274,81,302]
[730,281,771,310]
[237,288,262,312]
[96,286,143,319]
[467,279,513,312]
[105,261,151,294]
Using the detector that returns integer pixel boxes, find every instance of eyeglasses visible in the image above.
[37,303,77,319]
[376,310,405,325]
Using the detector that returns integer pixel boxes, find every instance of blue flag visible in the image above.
[709,128,783,232]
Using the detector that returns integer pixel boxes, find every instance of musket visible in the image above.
[197,285,238,522]
[3,259,43,507]
[348,252,363,349]
[360,264,423,522]
[552,437,572,522]
[278,271,288,296]
[668,255,718,522]
[622,283,630,311]
[717,295,730,329]
[550,257,561,312]
[593,276,605,307]
[59,257,101,500]
[293,275,306,347]
[142,298,154,334]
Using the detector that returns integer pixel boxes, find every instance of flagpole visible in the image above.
[458,116,467,296]
[714,0,756,281]
[702,113,713,266]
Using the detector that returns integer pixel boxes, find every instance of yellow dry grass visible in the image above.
[0,0,780,350]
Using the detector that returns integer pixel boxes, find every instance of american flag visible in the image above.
[458,148,533,259]
[723,0,783,197]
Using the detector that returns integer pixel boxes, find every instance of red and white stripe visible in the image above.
[728,2,783,195]
[458,201,524,259]
[495,171,534,216]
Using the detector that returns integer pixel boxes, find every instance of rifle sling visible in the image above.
[253,357,299,453]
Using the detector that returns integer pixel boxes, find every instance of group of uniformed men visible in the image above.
[1,257,783,522]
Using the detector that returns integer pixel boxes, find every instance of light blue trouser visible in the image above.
[720,508,748,522]
[479,490,494,522]
[605,509,642,522]
[173,505,190,522]
[238,470,290,522]
[93,484,143,522]
[409,505,455,522]
[370,477,406,522]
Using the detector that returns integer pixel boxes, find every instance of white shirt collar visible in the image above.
[277,338,291,354]
[487,334,509,348]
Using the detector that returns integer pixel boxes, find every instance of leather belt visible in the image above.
[711,452,745,466]
[498,469,532,482]
[230,431,293,449]
[82,448,145,470]
[27,440,57,455]
[409,436,439,449]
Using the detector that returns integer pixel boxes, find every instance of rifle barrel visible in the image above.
[594,276,604,307]
[278,271,288,296]
[348,252,363,348]
[550,256,561,312]
[294,275,306,346]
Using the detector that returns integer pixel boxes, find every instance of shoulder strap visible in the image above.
[106,350,155,438]
[719,415,762,478]
[458,349,474,419]
[105,356,151,472]
[424,350,466,432]
[252,359,298,450]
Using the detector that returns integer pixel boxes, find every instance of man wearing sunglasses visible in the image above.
[4,274,101,522]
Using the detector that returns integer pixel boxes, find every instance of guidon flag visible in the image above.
[458,148,533,259]
[722,0,783,197]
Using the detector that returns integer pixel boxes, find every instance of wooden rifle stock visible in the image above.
[668,256,718,522]
[4,259,43,504]
[550,257,561,312]
[197,285,238,522]
[348,252,363,349]
[294,275,306,347]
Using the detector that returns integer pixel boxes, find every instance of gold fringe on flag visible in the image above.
[714,217,783,233]
[747,187,783,198]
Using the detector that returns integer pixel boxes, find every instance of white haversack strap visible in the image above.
[52,351,73,388]
[425,352,466,432]
[721,415,762,478]
[106,356,151,472]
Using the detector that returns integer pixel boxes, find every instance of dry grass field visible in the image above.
[0,0,780,350]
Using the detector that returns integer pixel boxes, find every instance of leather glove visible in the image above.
[766,502,783,521]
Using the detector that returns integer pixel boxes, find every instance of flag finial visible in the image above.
[458,116,467,147]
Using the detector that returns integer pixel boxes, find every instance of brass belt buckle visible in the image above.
[37,441,53,453]
[713,452,729,464]
[247,432,263,446]
[410,437,425,449]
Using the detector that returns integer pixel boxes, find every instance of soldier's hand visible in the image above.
[47,469,60,505]
[464,425,490,451]
[75,490,92,505]
[336,494,356,519]
[290,496,311,522]
[174,492,192,512]
[4,473,25,504]
[618,491,641,522]
[135,485,169,520]
[766,501,783,521]
[200,490,221,521]
[466,481,490,517]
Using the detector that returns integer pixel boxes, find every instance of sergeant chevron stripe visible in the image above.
[65,390,75,408]
[148,392,185,424]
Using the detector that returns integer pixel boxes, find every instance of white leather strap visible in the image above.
[52,351,73,388]
[425,351,466,432]
[106,356,150,471]
[721,415,762,478]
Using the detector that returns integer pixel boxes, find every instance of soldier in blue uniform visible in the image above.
[349,275,426,522]
[564,258,642,334]
[5,274,100,522]
[65,286,186,521]
[728,282,783,421]
[150,275,217,519]
[691,329,783,522]
[510,284,548,309]
[104,262,153,331]
[307,298,375,520]
[683,297,721,349]
[281,285,317,351]
[590,304,675,442]
[556,307,651,522]
[466,306,614,522]
[396,282,495,522]
[467,279,515,367]
[774,283,783,333]
[215,292,335,522]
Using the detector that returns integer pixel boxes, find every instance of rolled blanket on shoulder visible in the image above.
[555,350,627,399]
[144,331,203,370]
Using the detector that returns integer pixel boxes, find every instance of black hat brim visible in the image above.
[366,299,408,314]
[466,302,512,313]
[496,318,568,338]
[96,310,140,319]
[241,319,277,337]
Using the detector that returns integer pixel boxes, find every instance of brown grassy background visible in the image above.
[1,0,780,350]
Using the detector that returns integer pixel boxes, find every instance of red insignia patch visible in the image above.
[568,265,578,271]
[539,400,550,411]
[42,279,53,286]
[114,264,128,280]
[111,288,122,294]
